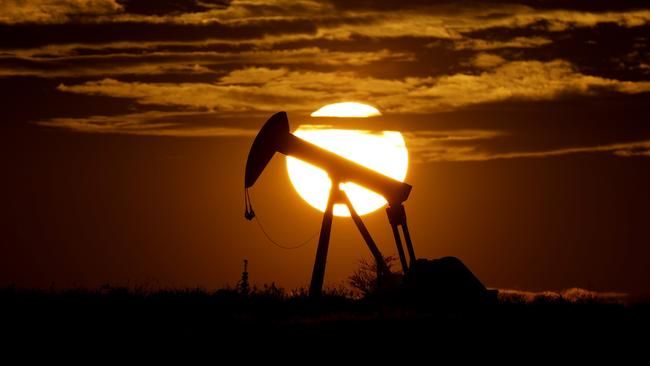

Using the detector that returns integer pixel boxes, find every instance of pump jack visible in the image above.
[244,111,419,298]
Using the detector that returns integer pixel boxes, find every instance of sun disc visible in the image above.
[287,103,408,217]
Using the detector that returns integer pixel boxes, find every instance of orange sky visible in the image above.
[0,0,649,294]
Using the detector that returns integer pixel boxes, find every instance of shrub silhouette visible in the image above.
[348,255,399,296]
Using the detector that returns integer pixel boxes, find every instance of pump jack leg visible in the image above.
[390,222,409,273]
[309,187,336,298]
[387,204,416,272]
[340,190,388,276]
[401,221,416,266]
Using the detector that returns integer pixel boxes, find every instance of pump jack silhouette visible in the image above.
[244,111,494,302]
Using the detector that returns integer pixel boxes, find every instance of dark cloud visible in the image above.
[533,24,650,80]
[117,0,230,16]
[507,0,648,12]
[467,24,650,81]
[328,0,455,11]
[0,47,413,79]
[329,0,649,12]
[0,20,318,49]
[0,0,123,24]
[0,77,136,128]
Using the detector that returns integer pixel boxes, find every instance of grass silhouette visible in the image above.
[2,283,648,349]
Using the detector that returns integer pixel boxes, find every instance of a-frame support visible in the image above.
[309,182,401,298]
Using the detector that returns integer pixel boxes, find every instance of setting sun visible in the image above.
[287,103,408,216]
[310,102,382,118]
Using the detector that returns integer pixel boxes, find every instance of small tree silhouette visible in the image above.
[348,255,398,296]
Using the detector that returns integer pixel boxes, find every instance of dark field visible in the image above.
[2,285,649,352]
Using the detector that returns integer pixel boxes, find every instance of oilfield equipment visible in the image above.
[243,111,418,298]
